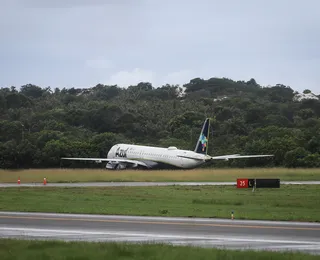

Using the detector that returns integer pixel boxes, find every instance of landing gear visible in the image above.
[106,162,127,170]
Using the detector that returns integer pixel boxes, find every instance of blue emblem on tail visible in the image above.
[194,118,210,154]
[199,134,208,151]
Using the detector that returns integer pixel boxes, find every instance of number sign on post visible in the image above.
[237,178,249,188]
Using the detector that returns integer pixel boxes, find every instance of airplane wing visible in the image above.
[177,155,206,161]
[209,154,274,161]
[177,154,241,161]
[60,157,149,168]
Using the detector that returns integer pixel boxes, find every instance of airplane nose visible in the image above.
[107,148,113,158]
[107,145,116,158]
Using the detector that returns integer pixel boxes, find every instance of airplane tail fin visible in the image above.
[194,118,210,155]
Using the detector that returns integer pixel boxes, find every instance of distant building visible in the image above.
[293,92,319,102]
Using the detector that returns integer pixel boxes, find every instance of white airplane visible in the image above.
[61,118,273,170]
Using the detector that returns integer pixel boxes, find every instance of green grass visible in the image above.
[1,185,319,222]
[0,239,318,260]
[1,168,320,183]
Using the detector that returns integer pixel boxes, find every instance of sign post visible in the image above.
[236,178,280,190]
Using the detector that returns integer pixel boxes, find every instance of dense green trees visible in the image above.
[0,78,319,169]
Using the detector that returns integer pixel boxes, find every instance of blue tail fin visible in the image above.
[194,118,210,154]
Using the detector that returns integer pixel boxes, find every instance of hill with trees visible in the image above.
[0,77,319,169]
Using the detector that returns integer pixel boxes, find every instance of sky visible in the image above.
[0,0,319,94]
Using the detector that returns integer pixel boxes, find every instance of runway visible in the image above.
[0,180,320,187]
[0,211,320,254]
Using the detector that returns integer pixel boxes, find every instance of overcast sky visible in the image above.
[1,0,319,93]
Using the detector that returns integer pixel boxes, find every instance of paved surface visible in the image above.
[0,211,319,254]
[0,181,320,187]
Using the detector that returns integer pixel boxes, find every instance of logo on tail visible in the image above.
[194,118,210,155]
[199,133,208,151]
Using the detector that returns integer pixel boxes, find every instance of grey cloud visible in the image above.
[14,0,127,8]
[0,0,319,93]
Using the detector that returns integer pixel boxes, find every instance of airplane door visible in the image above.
[178,152,185,168]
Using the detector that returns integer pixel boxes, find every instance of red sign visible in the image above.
[237,178,249,188]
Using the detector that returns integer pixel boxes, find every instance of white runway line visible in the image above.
[1,211,320,227]
[1,227,319,246]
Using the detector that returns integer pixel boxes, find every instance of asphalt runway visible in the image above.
[0,181,320,187]
[0,211,320,254]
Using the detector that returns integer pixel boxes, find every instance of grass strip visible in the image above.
[0,239,318,260]
[1,168,320,183]
[0,185,319,222]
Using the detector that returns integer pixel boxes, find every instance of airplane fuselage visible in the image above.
[106,144,207,170]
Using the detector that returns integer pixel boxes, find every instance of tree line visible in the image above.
[0,77,320,169]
